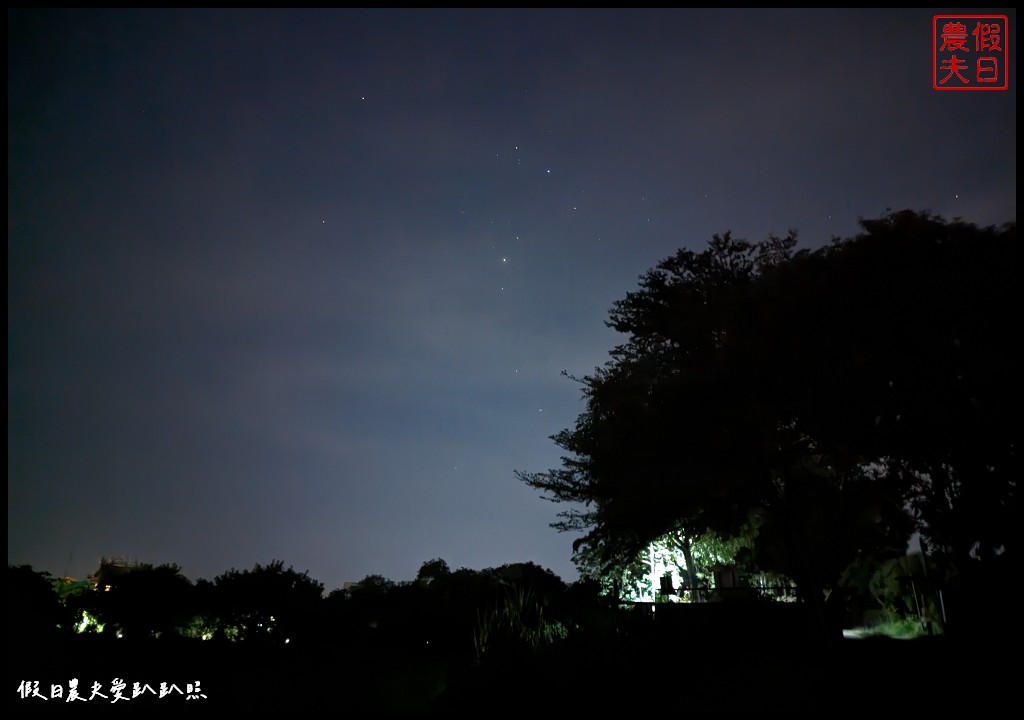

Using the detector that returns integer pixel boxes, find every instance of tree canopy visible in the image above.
[93,562,195,639]
[213,560,324,643]
[518,210,1017,610]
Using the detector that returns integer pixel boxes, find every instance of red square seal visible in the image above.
[934,15,1009,90]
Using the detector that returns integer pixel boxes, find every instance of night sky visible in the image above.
[8,9,1016,591]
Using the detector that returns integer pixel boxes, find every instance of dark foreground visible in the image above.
[9,630,1012,714]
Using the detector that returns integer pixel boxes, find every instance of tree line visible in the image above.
[7,557,603,661]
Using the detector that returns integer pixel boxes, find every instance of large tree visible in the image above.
[519,230,809,588]
[519,210,1016,628]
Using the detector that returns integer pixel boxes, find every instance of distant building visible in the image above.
[88,556,139,591]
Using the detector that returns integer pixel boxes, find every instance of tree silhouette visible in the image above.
[416,558,451,585]
[7,565,69,645]
[212,560,324,644]
[518,230,804,577]
[84,561,195,639]
[519,210,1015,633]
